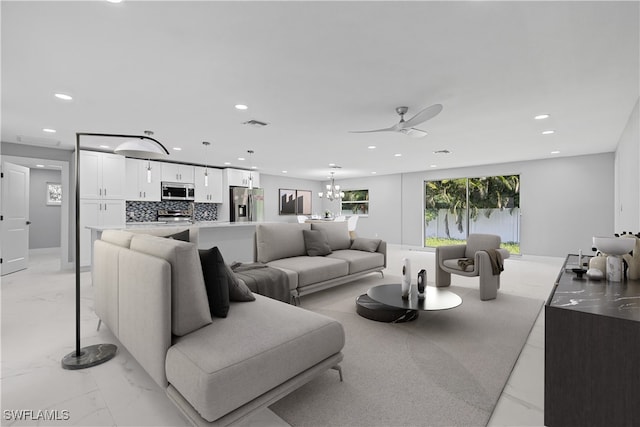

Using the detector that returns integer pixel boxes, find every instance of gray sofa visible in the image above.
[93,229,345,426]
[255,221,386,301]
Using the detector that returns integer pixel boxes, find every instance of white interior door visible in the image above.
[1,162,30,275]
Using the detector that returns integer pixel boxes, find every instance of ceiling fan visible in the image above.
[349,104,443,138]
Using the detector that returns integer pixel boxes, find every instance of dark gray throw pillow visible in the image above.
[303,229,332,256]
[163,229,190,242]
[351,237,381,252]
[225,263,256,302]
[198,247,231,318]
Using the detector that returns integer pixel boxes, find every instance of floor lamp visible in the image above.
[62,132,169,370]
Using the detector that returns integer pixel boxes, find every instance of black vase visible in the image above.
[417,269,427,300]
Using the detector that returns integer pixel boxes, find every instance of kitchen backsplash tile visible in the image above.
[126,201,218,222]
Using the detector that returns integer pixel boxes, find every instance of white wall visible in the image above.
[331,153,613,257]
[614,97,640,233]
[318,174,403,243]
[29,169,62,249]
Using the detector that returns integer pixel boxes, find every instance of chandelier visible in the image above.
[318,171,344,201]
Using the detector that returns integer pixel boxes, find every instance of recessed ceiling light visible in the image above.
[430,164,437,168]
[99,145,110,149]
[328,163,336,167]
[534,114,550,120]
[106,0,123,3]
[238,157,245,161]
[367,145,376,149]
[54,93,73,101]
[542,130,555,135]
[235,104,248,110]
[36,164,45,168]
[173,147,182,151]
[42,128,56,133]
[282,170,288,174]
[224,162,231,165]
[551,150,561,154]
[251,166,258,170]
[371,171,377,174]
[394,153,402,157]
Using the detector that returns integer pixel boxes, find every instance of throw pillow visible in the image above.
[303,229,332,256]
[163,229,190,242]
[198,247,231,318]
[351,237,381,252]
[225,263,256,302]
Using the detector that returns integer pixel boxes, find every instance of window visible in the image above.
[424,175,520,254]
[341,189,369,216]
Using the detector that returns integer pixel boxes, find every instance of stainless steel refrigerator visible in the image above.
[230,187,264,222]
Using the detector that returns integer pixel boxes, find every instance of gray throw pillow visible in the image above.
[163,229,190,242]
[224,264,256,302]
[351,237,381,252]
[303,229,332,256]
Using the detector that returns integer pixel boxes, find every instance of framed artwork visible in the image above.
[46,182,62,206]
[295,190,312,215]
[279,189,296,215]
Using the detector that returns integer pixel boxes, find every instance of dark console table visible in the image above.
[545,254,640,427]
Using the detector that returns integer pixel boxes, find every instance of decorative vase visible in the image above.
[401,258,411,299]
[417,269,426,300]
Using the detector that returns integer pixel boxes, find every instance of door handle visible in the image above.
[26,221,31,225]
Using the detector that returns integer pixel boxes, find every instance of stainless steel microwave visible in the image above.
[161,182,195,201]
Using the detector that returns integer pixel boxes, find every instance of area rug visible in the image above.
[270,285,543,427]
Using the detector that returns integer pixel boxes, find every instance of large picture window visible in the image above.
[341,189,369,216]
[424,175,520,254]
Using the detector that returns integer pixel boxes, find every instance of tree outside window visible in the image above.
[341,189,369,215]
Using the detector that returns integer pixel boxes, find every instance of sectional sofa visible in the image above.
[255,221,387,302]
[92,228,345,426]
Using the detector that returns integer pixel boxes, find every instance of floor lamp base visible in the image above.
[61,343,117,370]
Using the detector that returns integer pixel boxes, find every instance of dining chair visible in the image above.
[347,215,359,238]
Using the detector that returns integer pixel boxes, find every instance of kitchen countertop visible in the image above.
[87,221,270,231]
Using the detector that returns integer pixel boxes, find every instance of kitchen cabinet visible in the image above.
[125,158,161,201]
[79,199,125,266]
[225,168,260,188]
[79,151,126,199]
[194,166,223,203]
[545,254,640,426]
[161,163,194,183]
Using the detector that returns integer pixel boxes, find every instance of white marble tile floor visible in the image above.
[1,246,562,426]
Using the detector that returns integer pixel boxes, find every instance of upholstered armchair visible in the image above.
[435,234,510,300]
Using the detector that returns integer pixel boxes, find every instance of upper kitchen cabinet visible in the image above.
[79,151,126,199]
[225,168,260,188]
[161,163,194,183]
[125,158,161,201]
[194,166,223,203]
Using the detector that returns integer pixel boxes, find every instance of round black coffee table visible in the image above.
[356,284,462,322]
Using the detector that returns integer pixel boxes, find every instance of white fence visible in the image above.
[425,208,520,243]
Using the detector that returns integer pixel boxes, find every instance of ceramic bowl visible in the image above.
[592,236,635,256]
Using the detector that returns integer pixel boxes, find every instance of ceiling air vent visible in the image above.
[17,135,61,147]
[242,119,269,128]
[433,149,451,154]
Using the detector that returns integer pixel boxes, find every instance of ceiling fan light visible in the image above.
[115,139,167,159]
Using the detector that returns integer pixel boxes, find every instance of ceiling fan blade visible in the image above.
[349,126,397,134]
[400,128,428,138]
[402,104,443,129]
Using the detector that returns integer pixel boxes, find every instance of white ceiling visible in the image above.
[2,1,638,181]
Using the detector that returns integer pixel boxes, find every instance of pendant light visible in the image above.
[202,141,211,186]
[247,150,255,190]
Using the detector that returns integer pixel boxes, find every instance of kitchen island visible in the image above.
[87,221,270,265]
[545,254,640,427]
